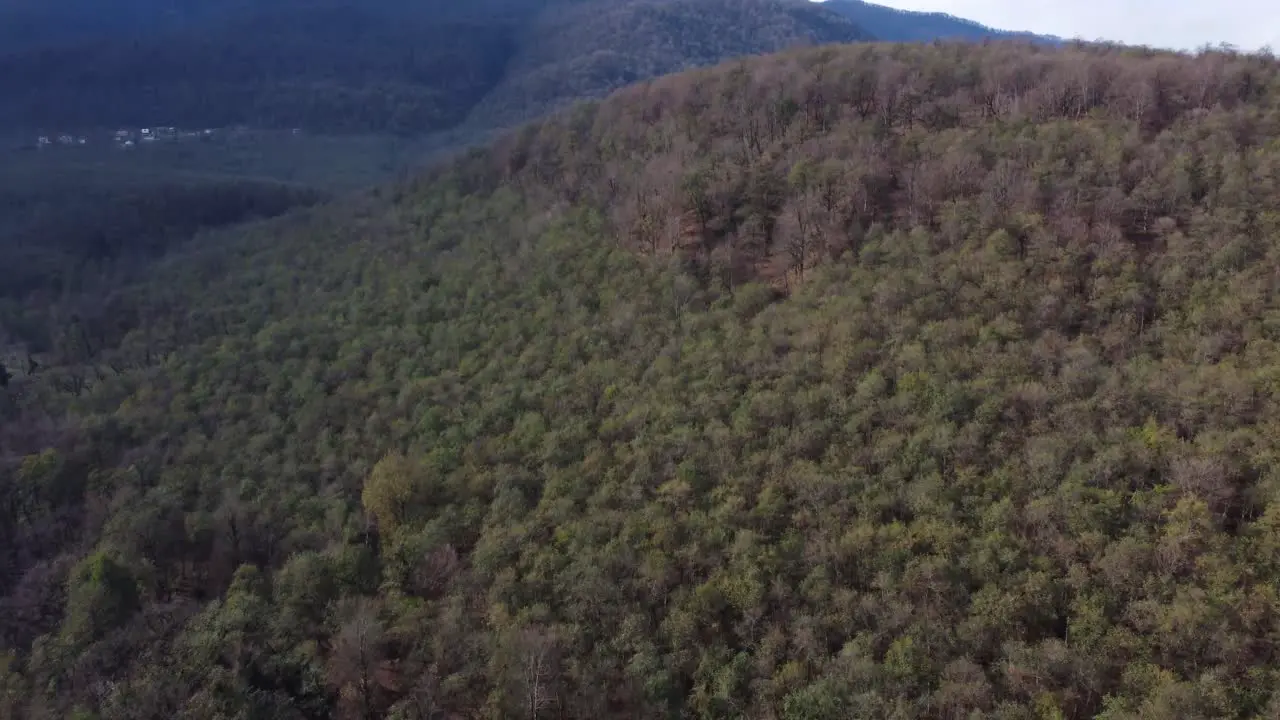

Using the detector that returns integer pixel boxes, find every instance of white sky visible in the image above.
[850,0,1280,51]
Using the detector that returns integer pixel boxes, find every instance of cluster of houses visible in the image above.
[112,127,215,148]
[36,134,87,148]
[29,126,301,152]
[32,127,218,150]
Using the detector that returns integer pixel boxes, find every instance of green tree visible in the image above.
[61,550,140,647]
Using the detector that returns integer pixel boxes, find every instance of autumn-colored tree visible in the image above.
[361,453,430,538]
[328,597,392,720]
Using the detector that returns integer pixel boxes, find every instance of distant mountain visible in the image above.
[465,0,873,129]
[0,3,517,135]
[822,0,1062,44]
[0,0,865,135]
[0,0,493,53]
[0,0,1050,138]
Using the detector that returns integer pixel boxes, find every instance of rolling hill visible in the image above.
[4,39,1280,719]
[463,0,873,128]
[0,0,879,303]
[823,0,1061,43]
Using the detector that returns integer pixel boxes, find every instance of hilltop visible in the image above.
[823,0,1061,43]
[462,0,873,129]
[5,40,1280,719]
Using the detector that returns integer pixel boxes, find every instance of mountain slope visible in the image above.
[0,0,1058,140]
[465,0,873,128]
[0,4,517,135]
[0,161,324,305]
[0,0,870,136]
[823,0,1061,43]
[0,0,539,53]
[6,41,1280,719]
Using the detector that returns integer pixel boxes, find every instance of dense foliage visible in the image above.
[9,39,1280,720]
[0,159,324,370]
[0,171,322,301]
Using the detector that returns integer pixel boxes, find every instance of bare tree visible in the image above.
[781,197,818,283]
[516,626,561,720]
[328,598,390,720]
[410,544,459,599]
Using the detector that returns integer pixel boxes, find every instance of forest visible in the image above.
[461,0,871,130]
[0,155,326,366]
[0,0,1050,139]
[7,38,1280,720]
[0,7,514,136]
[0,0,866,136]
[821,0,1058,44]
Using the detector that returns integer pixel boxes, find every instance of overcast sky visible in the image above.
[859,0,1280,51]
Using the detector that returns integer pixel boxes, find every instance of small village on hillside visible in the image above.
[29,126,303,150]
[109,126,216,148]
[34,127,216,149]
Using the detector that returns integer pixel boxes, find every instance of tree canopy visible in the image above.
[6,39,1280,719]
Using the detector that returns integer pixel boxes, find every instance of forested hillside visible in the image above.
[822,0,1059,43]
[0,5,515,136]
[0,0,556,52]
[462,0,871,128]
[9,39,1280,720]
[0,0,868,136]
[0,165,324,326]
